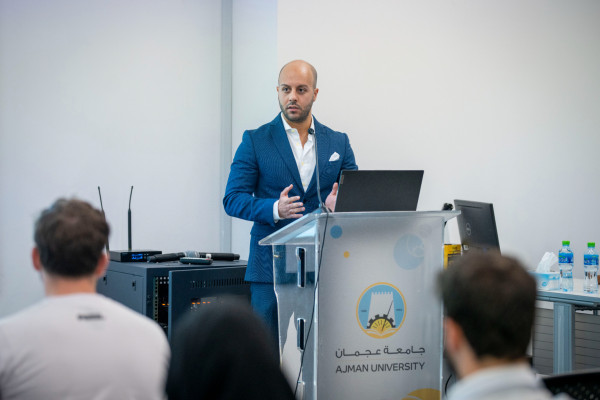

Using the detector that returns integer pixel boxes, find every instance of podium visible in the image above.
[260,210,459,400]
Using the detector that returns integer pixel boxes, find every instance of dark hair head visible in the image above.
[437,252,536,360]
[166,298,295,400]
[34,198,109,278]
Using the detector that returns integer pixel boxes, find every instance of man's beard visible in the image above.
[279,101,312,123]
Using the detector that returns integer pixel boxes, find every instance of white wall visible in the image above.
[0,0,223,316]
[2,0,599,316]
[278,0,600,271]
[230,0,278,260]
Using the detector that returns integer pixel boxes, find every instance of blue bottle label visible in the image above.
[559,252,573,263]
[584,254,599,266]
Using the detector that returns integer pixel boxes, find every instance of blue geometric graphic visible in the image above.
[393,234,425,270]
[330,225,343,239]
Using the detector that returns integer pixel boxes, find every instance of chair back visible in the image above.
[543,369,600,400]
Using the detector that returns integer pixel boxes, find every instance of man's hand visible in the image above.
[278,184,305,219]
[325,182,339,212]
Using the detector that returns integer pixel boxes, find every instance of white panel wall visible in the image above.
[278,0,600,271]
[0,0,222,316]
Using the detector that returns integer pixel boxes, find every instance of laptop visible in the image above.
[334,170,424,212]
[453,200,500,253]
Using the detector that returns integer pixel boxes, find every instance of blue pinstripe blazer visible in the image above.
[223,114,358,283]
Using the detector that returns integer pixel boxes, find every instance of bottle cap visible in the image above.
[588,242,596,247]
[562,240,570,246]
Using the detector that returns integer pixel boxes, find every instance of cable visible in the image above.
[294,208,330,397]
[444,372,453,395]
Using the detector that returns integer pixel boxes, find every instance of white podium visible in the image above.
[261,210,459,400]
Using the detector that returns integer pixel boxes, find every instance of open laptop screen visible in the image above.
[335,170,424,212]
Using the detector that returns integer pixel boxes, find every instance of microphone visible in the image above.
[308,128,326,212]
[148,252,185,263]
[147,251,241,263]
[186,251,240,261]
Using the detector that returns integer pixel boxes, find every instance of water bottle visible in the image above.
[558,241,574,292]
[583,242,599,294]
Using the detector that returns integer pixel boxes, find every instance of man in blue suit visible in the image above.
[223,60,358,346]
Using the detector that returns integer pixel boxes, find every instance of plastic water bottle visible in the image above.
[583,242,599,294]
[558,241,574,292]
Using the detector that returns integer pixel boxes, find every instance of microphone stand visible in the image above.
[309,128,329,215]
[295,127,331,397]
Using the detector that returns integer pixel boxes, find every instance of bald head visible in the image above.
[278,60,318,89]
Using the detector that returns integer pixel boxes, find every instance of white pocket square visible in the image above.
[329,152,340,162]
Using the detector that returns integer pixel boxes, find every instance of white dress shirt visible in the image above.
[273,113,316,221]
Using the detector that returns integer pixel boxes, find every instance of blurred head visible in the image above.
[277,60,318,125]
[166,299,294,400]
[34,198,109,278]
[437,252,536,362]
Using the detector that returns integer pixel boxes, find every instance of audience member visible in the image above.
[0,198,170,400]
[438,252,569,400]
[166,299,295,400]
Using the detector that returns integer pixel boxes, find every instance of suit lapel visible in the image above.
[271,116,304,193]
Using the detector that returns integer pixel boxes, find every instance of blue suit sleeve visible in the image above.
[223,132,277,226]
[341,133,358,174]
